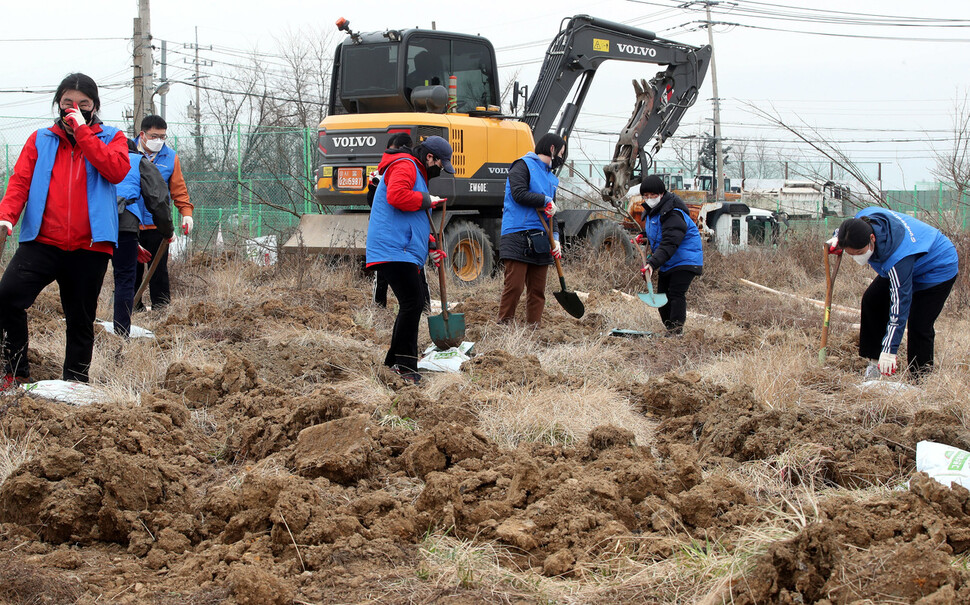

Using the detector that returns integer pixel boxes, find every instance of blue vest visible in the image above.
[23,126,121,245]
[501,153,558,235]
[366,156,430,266]
[116,153,145,217]
[857,207,958,287]
[646,207,704,271]
[136,142,176,226]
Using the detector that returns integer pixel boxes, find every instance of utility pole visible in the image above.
[132,0,153,134]
[160,39,167,120]
[184,27,212,156]
[704,1,725,199]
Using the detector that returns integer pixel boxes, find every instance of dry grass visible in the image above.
[0,425,41,485]
[476,384,653,448]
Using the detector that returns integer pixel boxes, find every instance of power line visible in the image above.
[0,37,128,42]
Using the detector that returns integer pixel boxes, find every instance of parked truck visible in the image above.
[284,15,712,281]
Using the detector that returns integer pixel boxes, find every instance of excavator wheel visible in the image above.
[587,221,636,264]
[444,220,495,284]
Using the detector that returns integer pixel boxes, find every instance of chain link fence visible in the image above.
[0,116,318,260]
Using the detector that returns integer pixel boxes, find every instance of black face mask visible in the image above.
[551,154,565,170]
[426,165,442,180]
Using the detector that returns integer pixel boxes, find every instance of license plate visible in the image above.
[337,168,363,189]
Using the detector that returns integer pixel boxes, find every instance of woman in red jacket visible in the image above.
[0,73,129,385]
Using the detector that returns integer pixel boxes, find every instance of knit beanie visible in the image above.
[639,175,666,195]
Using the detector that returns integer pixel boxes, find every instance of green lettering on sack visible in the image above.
[948,451,969,471]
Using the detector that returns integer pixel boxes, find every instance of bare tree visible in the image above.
[931,92,970,199]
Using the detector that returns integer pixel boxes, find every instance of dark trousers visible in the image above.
[112,231,139,338]
[374,268,431,311]
[378,263,426,372]
[0,241,110,382]
[135,228,169,309]
[657,269,697,334]
[859,275,955,376]
[498,260,549,325]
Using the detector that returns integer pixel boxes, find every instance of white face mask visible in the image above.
[644,195,662,208]
[144,138,164,153]
[850,245,874,265]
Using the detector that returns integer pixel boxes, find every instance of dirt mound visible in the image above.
[734,473,970,604]
[462,349,556,389]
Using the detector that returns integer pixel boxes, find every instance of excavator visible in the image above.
[285,14,712,282]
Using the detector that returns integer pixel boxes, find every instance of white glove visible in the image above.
[551,240,562,259]
[878,352,897,376]
[429,195,446,209]
[63,104,86,130]
[181,215,194,235]
[0,220,11,236]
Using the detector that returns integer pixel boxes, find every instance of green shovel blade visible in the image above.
[428,311,465,350]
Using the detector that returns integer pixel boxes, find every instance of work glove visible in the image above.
[878,352,897,376]
[825,235,842,255]
[429,195,446,209]
[181,215,194,235]
[631,233,647,246]
[368,170,380,186]
[551,240,562,259]
[640,264,653,280]
[137,245,152,264]
[429,249,447,267]
[544,197,558,217]
[63,103,86,130]
[0,220,11,236]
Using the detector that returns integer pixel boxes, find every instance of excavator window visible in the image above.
[406,36,496,111]
[341,44,399,96]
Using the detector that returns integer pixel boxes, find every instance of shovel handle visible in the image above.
[536,211,565,280]
[426,204,449,320]
[819,245,841,364]
[134,237,169,304]
[0,228,7,266]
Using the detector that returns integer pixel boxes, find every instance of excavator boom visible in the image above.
[518,15,711,202]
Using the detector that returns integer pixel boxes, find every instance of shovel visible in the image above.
[635,244,667,308]
[537,210,584,319]
[818,245,842,364]
[0,228,7,266]
[134,237,169,306]
[426,203,465,349]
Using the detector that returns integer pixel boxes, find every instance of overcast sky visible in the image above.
[2,0,970,189]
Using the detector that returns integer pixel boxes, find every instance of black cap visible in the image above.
[640,175,666,195]
[420,135,455,174]
[837,218,873,249]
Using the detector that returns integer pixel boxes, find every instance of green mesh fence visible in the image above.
[2,115,969,262]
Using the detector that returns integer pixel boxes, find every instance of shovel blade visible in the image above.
[554,289,585,318]
[637,292,668,308]
[428,311,465,349]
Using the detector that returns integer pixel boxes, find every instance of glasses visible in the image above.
[59,100,94,111]
[144,134,167,141]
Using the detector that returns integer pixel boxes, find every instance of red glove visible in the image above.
[640,264,653,280]
[137,246,152,264]
[429,195,446,209]
[631,233,647,246]
[429,249,447,267]
[63,102,86,130]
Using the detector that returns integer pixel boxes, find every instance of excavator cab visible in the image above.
[329,19,500,115]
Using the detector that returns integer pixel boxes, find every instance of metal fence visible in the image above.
[0,116,317,259]
[2,116,969,261]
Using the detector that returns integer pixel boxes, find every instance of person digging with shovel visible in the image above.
[497,133,565,327]
[632,175,703,336]
[365,135,453,384]
[829,209,958,382]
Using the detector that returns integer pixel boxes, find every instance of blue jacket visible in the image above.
[23,126,120,245]
[366,155,430,266]
[502,153,558,235]
[116,153,143,216]
[135,142,176,226]
[856,207,959,354]
[644,192,703,272]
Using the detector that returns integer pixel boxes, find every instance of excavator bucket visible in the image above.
[602,78,657,202]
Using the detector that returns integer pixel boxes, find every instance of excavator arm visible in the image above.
[520,15,711,202]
